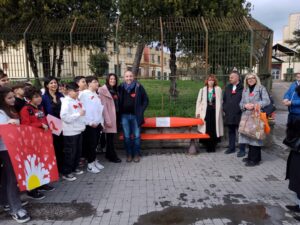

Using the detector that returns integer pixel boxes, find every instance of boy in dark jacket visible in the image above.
[118,70,148,163]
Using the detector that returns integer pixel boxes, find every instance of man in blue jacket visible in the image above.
[119,70,149,163]
[283,72,300,123]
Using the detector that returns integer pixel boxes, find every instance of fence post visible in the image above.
[201,17,208,76]
[159,17,164,114]
[243,16,253,71]
[70,18,77,77]
[23,19,34,81]
[115,16,120,77]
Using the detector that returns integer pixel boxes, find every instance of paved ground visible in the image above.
[1,81,300,225]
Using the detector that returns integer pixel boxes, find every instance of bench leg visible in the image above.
[188,139,198,155]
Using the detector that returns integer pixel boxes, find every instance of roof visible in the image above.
[272,56,284,63]
[273,43,297,56]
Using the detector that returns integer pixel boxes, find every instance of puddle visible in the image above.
[0,202,95,221]
[133,203,288,225]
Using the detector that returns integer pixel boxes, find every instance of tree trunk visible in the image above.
[169,40,178,98]
[132,43,144,76]
[25,40,41,87]
[51,42,57,77]
[41,42,51,78]
[57,42,64,78]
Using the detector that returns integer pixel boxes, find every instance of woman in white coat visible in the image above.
[196,74,224,152]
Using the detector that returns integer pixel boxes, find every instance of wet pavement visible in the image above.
[1,81,300,225]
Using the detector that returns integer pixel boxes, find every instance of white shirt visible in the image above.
[79,89,104,126]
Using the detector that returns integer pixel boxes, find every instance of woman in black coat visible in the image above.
[285,119,300,213]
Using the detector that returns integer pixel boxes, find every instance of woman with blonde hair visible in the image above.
[239,73,270,166]
[196,74,224,152]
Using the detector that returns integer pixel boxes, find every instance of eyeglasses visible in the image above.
[247,77,256,80]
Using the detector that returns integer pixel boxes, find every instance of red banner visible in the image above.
[0,124,59,191]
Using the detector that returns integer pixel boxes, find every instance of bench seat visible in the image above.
[120,133,210,140]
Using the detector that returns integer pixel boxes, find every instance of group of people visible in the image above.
[196,71,271,167]
[2,66,300,223]
[0,69,148,223]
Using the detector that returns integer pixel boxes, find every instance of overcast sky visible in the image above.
[249,0,300,43]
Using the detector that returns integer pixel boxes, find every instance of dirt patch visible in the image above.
[0,202,96,221]
[264,175,280,182]
[223,194,246,204]
[178,193,188,202]
[160,201,172,207]
[133,204,288,225]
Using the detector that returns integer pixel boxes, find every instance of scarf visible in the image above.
[249,84,256,93]
[123,80,136,93]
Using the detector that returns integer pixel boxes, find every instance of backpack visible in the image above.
[259,88,276,116]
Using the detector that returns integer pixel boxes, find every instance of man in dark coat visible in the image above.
[223,71,246,157]
[285,119,300,214]
[118,70,149,163]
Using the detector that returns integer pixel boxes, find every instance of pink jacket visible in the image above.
[98,85,117,133]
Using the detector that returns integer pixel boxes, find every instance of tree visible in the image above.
[286,29,300,57]
[88,52,109,77]
[0,0,113,85]
[119,0,251,97]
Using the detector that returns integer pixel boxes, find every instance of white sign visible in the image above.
[156,117,171,127]
[46,114,62,136]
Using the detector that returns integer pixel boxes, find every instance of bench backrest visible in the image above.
[142,117,204,128]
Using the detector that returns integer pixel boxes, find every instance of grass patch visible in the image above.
[138,79,204,117]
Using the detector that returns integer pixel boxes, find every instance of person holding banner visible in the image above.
[42,77,64,173]
[0,86,31,223]
[20,86,54,198]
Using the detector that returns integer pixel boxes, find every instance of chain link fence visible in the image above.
[0,16,273,116]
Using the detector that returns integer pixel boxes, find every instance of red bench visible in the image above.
[120,117,210,154]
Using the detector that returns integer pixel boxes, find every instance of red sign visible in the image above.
[0,124,59,191]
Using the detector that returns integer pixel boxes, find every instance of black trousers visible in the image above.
[53,134,64,173]
[83,125,101,163]
[105,133,118,160]
[62,133,82,175]
[248,145,261,163]
[227,125,238,152]
[0,151,22,214]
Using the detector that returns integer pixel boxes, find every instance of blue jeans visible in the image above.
[121,114,141,157]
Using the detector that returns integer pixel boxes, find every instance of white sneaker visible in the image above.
[74,168,84,175]
[94,160,104,170]
[62,174,77,181]
[87,163,100,174]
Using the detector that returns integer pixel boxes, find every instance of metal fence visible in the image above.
[0,17,272,82]
[0,17,273,116]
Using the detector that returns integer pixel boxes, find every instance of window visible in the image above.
[164,72,167,80]
[151,54,155,63]
[157,56,161,64]
[164,58,167,65]
[114,64,121,75]
[152,70,155,77]
[157,71,161,80]
[127,47,132,57]
[72,61,78,67]
[113,42,117,52]
[2,63,8,70]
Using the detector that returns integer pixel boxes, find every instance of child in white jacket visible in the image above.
[60,82,85,181]
[79,76,104,174]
